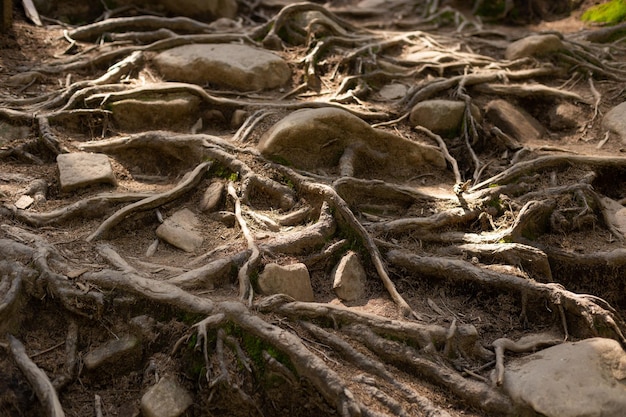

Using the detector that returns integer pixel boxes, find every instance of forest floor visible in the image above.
[1,1,626,416]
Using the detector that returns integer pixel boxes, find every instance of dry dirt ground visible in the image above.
[1,1,626,416]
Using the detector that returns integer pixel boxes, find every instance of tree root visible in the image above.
[386,250,626,344]
[86,161,212,242]
[302,322,453,417]
[9,193,153,227]
[279,167,415,317]
[347,324,514,415]
[8,334,66,417]
[227,182,260,303]
[257,295,492,360]
[492,332,562,386]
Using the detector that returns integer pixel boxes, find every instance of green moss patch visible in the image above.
[582,0,626,24]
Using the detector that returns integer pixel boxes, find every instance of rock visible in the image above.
[600,197,626,239]
[332,251,367,301]
[83,334,142,372]
[153,44,291,91]
[230,109,248,128]
[502,338,626,417]
[485,99,545,142]
[141,374,193,417]
[409,99,481,135]
[547,102,584,130]
[379,83,407,100]
[603,101,626,144]
[199,181,224,212]
[57,153,116,192]
[258,263,314,301]
[14,195,34,209]
[505,34,564,60]
[258,108,445,179]
[156,208,203,252]
[111,93,201,132]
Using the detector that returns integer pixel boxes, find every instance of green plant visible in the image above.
[582,0,626,24]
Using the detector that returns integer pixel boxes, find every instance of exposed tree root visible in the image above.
[86,162,212,242]
[8,335,66,417]
[386,250,626,344]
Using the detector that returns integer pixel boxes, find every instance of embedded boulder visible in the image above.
[603,101,626,144]
[57,153,116,192]
[257,263,314,301]
[485,99,545,142]
[153,44,291,91]
[502,338,626,417]
[258,107,445,179]
[156,208,203,252]
[110,93,201,132]
[409,99,481,135]
[505,34,564,60]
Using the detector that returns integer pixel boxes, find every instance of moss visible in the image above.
[582,0,626,24]
[209,163,239,181]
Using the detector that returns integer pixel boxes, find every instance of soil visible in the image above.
[1,0,626,416]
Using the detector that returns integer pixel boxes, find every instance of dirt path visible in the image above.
[1,1,626,416]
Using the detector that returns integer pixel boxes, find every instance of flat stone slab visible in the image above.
[503,338,626,417]
[485,99,545,142]
[410,99,481,135]
[111,93,201,132]
[379,83,407,100]
[505,34,564,60]
[153,44,291,91]
[83,334,141,373]
[258,107,445,179]
[603,101,626,144]
[156,208,203,252]
[258,263,314,301]
[57,153,116,192]
[141,374,193,417]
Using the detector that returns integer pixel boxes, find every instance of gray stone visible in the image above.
[603,101,626,144]
[503,338,626,417]
[199,181,224,212]
[258,263,314,301]
[83,334,141,372]
[258,108,445,178]
[379,83,407,100]
[153,44,291,91]
[547,102,584,130]
[57,153,116,192]
[14,195,34,209]
[505,34,564,60]
[332,251,367,301]
[156,208,203,252]
[600,197,626,240]
[141,374,193,417]
[485,99,545,142]
[111,94,201,132]
[409,99,481,134]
